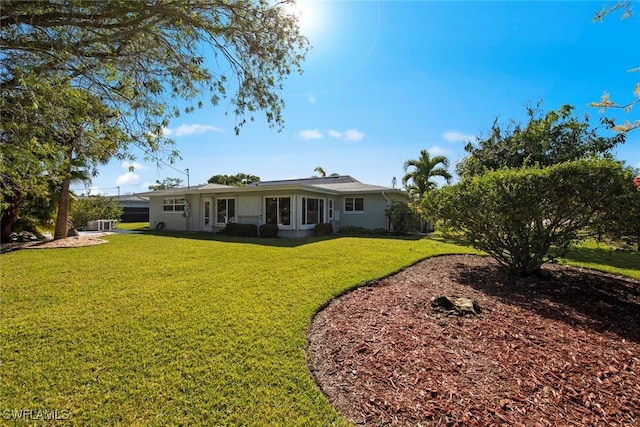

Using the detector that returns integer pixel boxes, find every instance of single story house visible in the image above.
[140,175,409,238]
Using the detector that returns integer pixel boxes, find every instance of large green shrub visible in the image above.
[71,196,123,229]
[423,158,630,275]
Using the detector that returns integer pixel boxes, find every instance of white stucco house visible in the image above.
[140,175,409,238]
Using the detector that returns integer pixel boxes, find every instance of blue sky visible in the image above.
[85,0,640,195]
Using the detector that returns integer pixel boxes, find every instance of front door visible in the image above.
[202,197,213,231]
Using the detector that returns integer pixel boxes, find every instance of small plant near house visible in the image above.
[313,223,333,236]
[259,223,279,238]
[219,222,258,237]
[385,200,419,235]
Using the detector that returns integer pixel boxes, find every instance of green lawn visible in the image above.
[1,233,637,425]
[1,234,477,425]
[116,222,149,231]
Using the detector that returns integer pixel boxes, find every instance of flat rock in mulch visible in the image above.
[307,254,640,426]
[431,295,482,317]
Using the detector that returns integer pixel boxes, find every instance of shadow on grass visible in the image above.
[140,230,430,248]
[453,260,640,343]
[561,245,640,273]
[426,232,475,249]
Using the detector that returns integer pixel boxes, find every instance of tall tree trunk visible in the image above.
[53,174,71,240]
[1,195,25,241]
[53,144,74,240]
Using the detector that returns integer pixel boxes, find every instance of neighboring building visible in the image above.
[110,195,149,223]
[140,175,409,238]
[75,194,149,223]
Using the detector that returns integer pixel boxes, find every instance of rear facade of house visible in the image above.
[142,176,408,238]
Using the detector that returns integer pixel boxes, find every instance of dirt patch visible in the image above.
[307,254,640,426]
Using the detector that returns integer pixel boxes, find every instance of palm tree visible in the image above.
[312,166,340,178]
[54,146,110,239]
[402,150,452,198]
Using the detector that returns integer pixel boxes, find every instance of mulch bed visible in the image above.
[307,254,640,426]
[0,235,109,253]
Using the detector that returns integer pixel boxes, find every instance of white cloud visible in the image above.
[177,124,221,136]
[344,128,364,142]
[298,129,323,140]
[120,161,146,170]
[442,131,475,143]
[328,128,365,142]
[162,124,221,137]
[116,172,140,186]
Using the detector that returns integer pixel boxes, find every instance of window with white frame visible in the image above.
[162,197,187,212]
[265,196,291,226]
[344,197,364,213]
[328,199,334,220]
[302,197,324,225]
[216,198,236,224]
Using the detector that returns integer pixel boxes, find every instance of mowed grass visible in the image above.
[116,222,149,231]
[1,234,478,425]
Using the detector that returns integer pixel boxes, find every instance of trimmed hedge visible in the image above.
[259,223,279,238]
[313,223,333,236]
[219,223,258,237]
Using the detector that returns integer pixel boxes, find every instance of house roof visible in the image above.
[76,194,149,202]
[108,194,149,202]
[137,175,405,197]
[247,175,357,187]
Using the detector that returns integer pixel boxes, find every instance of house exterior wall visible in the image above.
[188,194,201,231]
[336,193,398,230]
[148,188,408,236]
[149,194,201,231]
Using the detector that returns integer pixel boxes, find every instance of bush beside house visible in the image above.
[259,224,279,238]
[219,223,258,237]
[313,223,333,236]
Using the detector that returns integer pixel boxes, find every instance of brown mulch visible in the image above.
[307,254,640,426]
